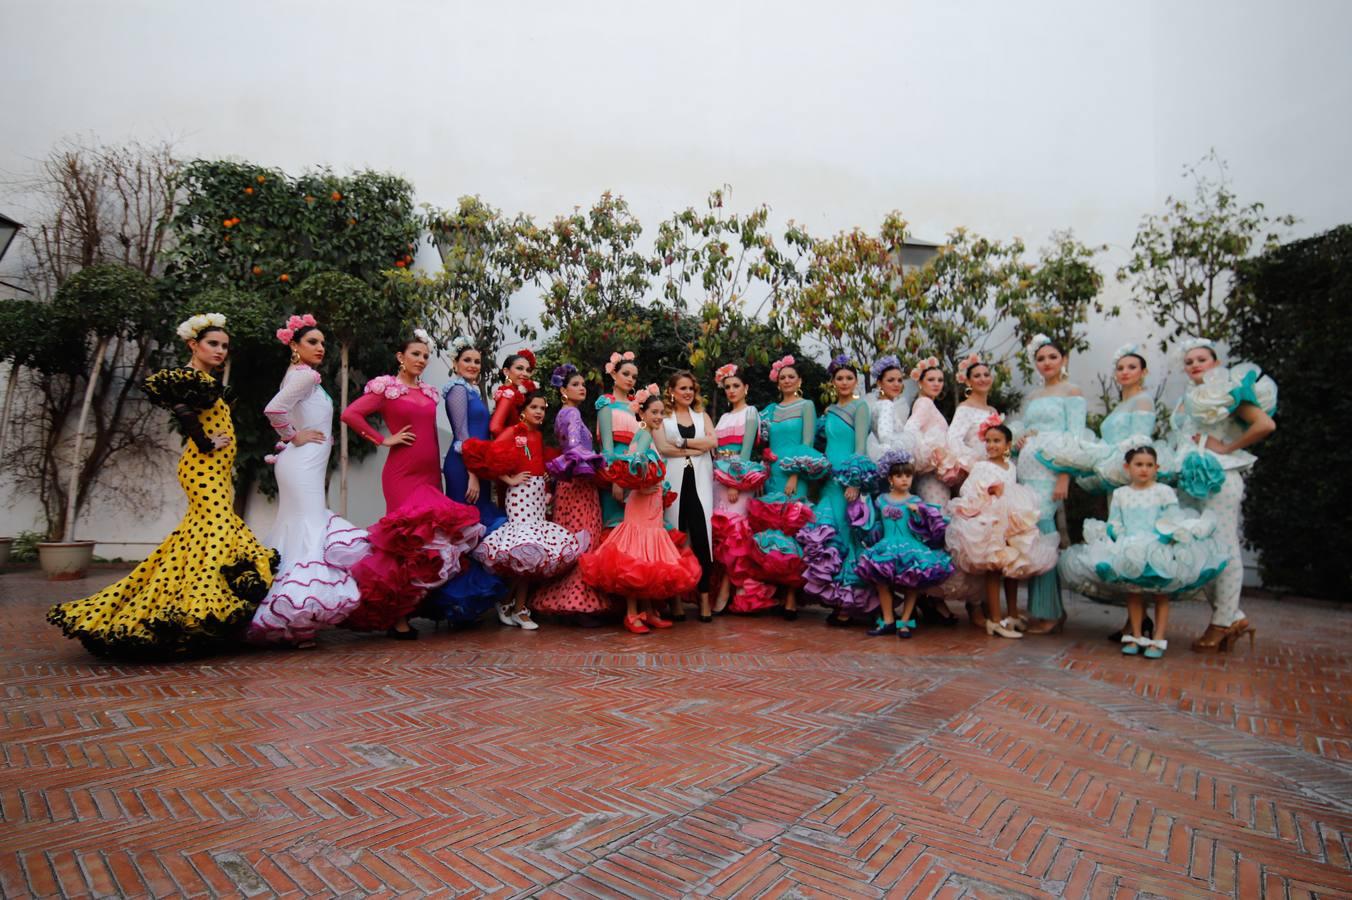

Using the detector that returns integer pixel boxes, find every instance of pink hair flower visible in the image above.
[955,352,982,384]
[714,363,738,387]
[909,356,940,382]
[604,350,636,376]
[976,412,1007,439]
[768,354,796,383]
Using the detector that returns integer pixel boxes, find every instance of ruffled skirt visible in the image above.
[1059,513,1228,595]
[474,476,587,580]
[248,515,369,644]
[946,481,1058,578]
[578,490,701,599]
[531,479,612,615]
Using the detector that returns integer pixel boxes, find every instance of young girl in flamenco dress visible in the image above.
[946,420,1059,639]
[580,392,702,634]
[247,316,369,648]
[462,391,588,631]
[855,451,955,639]
[798,356,878,625]
[531,365,611,622]
[710,364,771,614]
[49,313,279,658]
[1060,446,1229,659]
[340,331,485,640]
[748,356,830,620]
[423,337,509,626]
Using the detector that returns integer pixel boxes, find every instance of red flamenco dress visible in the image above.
[340,375,484,630]
[578,429,702,600]
[461,424,587,580]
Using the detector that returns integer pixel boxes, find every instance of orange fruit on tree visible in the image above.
[252,265,263,276]
[244,187,254,195]
[223,218,233,227]
[256,175,266,184]
[331,191,342,201]
[395,260,406,268]
[279,273,290,283]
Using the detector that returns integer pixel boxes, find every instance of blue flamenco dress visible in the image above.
[799,399,878,613]
[746,399,830,596]
[855,495,955,591]
[421,377,508,623]
[1076,394,1176,495]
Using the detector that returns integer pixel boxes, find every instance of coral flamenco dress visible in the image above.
[532,404,611,615]
[462,424,587,580]
[48,367,279,658]
[340,375,484,630]
[248,365,369,644]
[578,429,701,600]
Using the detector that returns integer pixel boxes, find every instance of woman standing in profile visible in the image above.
[247,315,369,648]
[423,336,508,625]
[49,313,279,658]
[340,330,484,639]
[710,364,771,613]
[595,351,641,528]
[653,370,717,621]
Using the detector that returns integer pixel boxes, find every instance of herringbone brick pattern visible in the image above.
[3,569,1351,898]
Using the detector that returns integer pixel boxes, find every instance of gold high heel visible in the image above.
[1192,619,1254,653]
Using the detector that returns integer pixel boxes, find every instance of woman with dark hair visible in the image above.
[653,370,717,621]
[1169,336,1277,652]
[488,349,538,437]
[247,315,369,648]
[532,364,610,620]
[947,353,1000,486]
[595,351,641,528]
[798,355,877,625]
[1010,335,1100,634]
[866,354,910,460]
[901,356,957,506]
[49,313,279,657]
[710,363,770,613]
[422,336,508,625]
[339,330,484,639]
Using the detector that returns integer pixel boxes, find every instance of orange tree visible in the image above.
[166,161,420,496]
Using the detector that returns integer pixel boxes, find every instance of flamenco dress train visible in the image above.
[48,368,279,658]
[248,366,369,644]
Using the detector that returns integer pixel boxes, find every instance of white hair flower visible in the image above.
[1025,333,1055,363]
[1112,342,1146,365]
[176,312,227,341]
[412,327,432,345]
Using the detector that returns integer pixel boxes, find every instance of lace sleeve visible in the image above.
[801,401,817,445]
[740,408,759,459]
[444,383,471,452]
[172,404,215,453]
[263,367,315,442]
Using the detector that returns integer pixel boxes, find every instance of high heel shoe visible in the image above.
[1192,619,1254,653]
[698,613,713,623]
[1023,613,1066,635]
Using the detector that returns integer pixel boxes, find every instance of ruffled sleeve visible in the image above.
[488,384,521,437]
[902,397,947,474]
[264,366,319,443]
[714,457,770,491]
[949,461,1006,518]
[1186,363,1278,426]
[908,501,949,548]
[1032,395,1102,477]
[144,367,221,412]
[547,406,604,480]
[832,453,880,491]
[462,425,533,480]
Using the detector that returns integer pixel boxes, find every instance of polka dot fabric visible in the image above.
[48,396,278,658]
[531,478,612,615]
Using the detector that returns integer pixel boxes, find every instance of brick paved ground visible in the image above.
[3,568,1351,898]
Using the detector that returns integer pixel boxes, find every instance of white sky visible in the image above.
[2,0,1349,541]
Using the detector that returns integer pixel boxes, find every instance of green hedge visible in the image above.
[1235,224,1352,600]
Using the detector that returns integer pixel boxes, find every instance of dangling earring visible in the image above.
[290,349,301,365]
[1061,365,1069,378]
[794,388,803,399]
[398,360,406,374]
[963,385,972,397]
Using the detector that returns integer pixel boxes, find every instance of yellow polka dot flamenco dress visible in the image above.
[47,368,279,658]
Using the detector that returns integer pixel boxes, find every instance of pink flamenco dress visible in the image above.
[462,424,588,581]
[946,459,1058,580]
[710,406,774,612]
[248,365,370,645]
[902,395,959,504]
[339,375,484,631]
[578,429,702,600]
[531,404,613,616]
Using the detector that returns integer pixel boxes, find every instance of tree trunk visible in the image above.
[63,337,108,542]
[339,341,350,517]
[0,361,18,460]
[222,358,233,387]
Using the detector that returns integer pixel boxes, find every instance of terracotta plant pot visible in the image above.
[0,537,11,570]
[37,541,95,581]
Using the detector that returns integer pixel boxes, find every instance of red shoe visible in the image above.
[640,611,673,629]
[624,614,651,634]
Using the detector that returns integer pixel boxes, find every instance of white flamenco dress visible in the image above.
[1059,483,1228,597]
[866,391,911,461]
[901,396,956,505]
[946,460,1058,578]
[946,403,998,489]
[248,366,369,644]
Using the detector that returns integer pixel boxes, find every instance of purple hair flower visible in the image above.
[550,363,579,388]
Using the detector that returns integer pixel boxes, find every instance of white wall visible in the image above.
[2,0,1349,553]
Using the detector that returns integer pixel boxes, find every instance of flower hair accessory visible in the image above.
[550,363,579,388]
[274,313,318,345]
[604,350,636,376]
[517,348,537,368]
[176,312,227,341]
[768,354,796,383]
[909,356,940,382]
[876,447,914,476]
[714,363,739,387]
[955,352,983,384]
[448,335,475,358]
[827,353,856,376]
[628,383,660,413]
[870,355,902,382]
[976,412,1007,440]
[1112,342,1147,365]
[1178,336,1218,359]
[412,327,432,345]
[1025,333,1055,363]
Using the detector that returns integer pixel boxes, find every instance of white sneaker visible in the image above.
[497,602,516,626]
[512,609,539,631]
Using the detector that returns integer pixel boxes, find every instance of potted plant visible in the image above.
[35,264,161,579]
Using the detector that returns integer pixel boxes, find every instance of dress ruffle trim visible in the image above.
[713,457,770,491]
[749,494,815,536]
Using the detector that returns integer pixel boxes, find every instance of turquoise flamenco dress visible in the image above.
[798,399,878,613]
[1076,394,1176,495]
[854,495,955,593]
[746,399,830,597]
[595,393,639,529]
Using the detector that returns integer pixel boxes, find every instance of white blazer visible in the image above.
[661,412,714,546]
